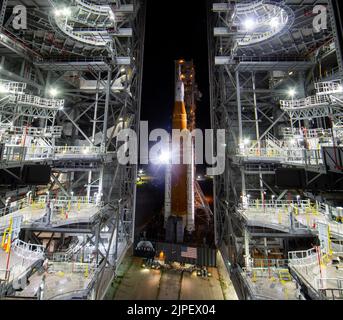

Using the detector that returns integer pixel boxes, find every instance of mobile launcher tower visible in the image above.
[164,60,213,246]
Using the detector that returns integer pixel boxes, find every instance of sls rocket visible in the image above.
[165,61,195,243]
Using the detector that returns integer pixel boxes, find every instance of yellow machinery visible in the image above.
[1,217,13,253]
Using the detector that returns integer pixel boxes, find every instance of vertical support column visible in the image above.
[244,228,251,271]
[101,69,112,153]
[237,70,246,207]
[87,73,100,200]
[328,0,343,78]
[252,72,260,149]
[264,237,268,258]
[0,0,8,27]
[241,167,247,207]
[236,70,243,145]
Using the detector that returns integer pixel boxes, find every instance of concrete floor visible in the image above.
[180,268,224,300]
[113,256,236,300]
[114,257,160,300]
[16,266,93,299]
[243,272,300,300]
[292,255,343,296]
[0,248,40,282]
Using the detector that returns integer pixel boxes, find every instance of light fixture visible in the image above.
[49,87,59,97]
[0,84,8,93]
[243,138,250,145]
[243,18,255,31]
[158,151,170,164]
[288,88,296,97]
[54,7,71,17]
[288,71,294,76]
[139,169,143,175]
[109,11,115,21]
[269,17,280,28]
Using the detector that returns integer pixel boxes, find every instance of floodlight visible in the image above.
[288,88,296,97]
[269,17,280,28]
[49,87,59,97]
[243,18,255,31]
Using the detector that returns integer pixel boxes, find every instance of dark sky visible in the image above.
[141,0,210,133]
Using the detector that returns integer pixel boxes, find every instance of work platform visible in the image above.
[239,264,301,300]
[0,240,45,296]
[15,261,97,300]
[289,248,343,300]
[237,200,343,238]
[0,197,105,232]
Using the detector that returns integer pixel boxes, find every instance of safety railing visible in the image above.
[54,12,111,47]
[243,199,311,210]
[54,146,101,156]
[11,239,45,261]
[238,147,285,158]
[331,241,343,254]
[75,0,111,13]
[315,80,343,95]
[282,128,333,139]
[0,145,101,163]
[327,222,343,238]
[280,95,331,110]
[317,278,343,300]
[0,80,26,94]
[9,94,64,110]
[49,261,97,274]
[288,248,318,267]
[0,125,62,137]
[251,259,289,269]
[237,146,323,165]
[0,198,29,218]
[35,195,98,206]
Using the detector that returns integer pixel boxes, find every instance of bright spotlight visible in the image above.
[158,151,170,164]
[63,7,71,17]
[243,138,250,145]
[49,88,58,97]
[269,17,280,28]
[54,7,71,17]
[54,9,61,17]
[243,18,255,31]
[0,84,8,93]
[139,169,144,175]
[288,88,296,97]
[109,11,115,21]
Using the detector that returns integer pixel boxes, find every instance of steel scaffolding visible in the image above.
[0,0,146,300]
[208,0,343,300]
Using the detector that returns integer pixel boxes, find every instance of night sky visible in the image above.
[141,0,210,134]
